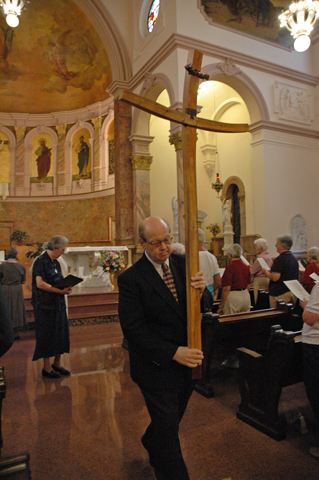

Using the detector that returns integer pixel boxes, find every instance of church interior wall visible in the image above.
[262,141,319,256]
[0,195,115,249]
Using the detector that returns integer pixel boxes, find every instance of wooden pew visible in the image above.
[195,301,299,398]
[236,326,303,441]
[0,452,31,479]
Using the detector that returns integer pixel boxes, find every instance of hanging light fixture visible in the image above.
[212,172,224,198]
[0,0,24,27]
[279,0,319,52]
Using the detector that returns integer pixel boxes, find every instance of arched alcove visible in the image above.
[221,176,246,237]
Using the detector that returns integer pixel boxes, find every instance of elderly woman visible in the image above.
[250,238,273,304]
[0,247,27,339]
[302,247,319,294]
[262,234,299,308]
[32,235,72,378]
[217,243,251,315]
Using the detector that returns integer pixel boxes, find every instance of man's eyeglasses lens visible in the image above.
[147,236,173,247]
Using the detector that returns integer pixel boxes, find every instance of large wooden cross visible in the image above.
[120,50,249,377]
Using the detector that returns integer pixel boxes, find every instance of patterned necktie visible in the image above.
[161,263,179,303]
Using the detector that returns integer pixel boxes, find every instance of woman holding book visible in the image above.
[250,238,273,304]
[301,247,319,294]
[32,235,72,378]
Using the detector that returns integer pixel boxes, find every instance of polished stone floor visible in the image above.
[1,323,319,480]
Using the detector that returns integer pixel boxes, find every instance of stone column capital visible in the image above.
[169,131,182,151]
[131,154,153,170]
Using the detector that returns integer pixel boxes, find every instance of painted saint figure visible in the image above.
[75,136,89,176]
[35,139,52,181]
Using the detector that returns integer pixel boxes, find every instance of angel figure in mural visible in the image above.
[75,136,90,176]
[35,139,52,181]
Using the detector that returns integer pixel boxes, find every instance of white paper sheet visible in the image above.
[257,257,270,271]
[284,280,310,301]
[240,255,250,266]
[309,272,319,283]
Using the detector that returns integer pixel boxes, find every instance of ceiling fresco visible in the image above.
[200,0,319,48]
[0,0,112,114]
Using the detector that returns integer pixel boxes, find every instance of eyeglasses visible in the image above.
[143,235,173,248]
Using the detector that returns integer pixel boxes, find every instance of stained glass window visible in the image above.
[147,0,160,33]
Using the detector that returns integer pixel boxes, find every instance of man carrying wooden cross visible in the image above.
[118,216,212,480]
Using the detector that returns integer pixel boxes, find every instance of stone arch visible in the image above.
[221,176,246,236]
[131,73,175,136]
[200,61,269,123]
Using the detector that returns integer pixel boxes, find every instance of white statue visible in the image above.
[291,214,308,252]
[222,199,232,230]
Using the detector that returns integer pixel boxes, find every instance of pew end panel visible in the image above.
[236,327,303,441]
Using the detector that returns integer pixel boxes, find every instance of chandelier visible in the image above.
[279,0,319,52]
[0,0,24,27]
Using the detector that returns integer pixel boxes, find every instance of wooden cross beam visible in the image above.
[119,49,249,378]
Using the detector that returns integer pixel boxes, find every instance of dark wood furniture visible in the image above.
[236,326,303,441]
[196,301,300,398]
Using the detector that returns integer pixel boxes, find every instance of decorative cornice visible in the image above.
[131,154,153,170]
[250,120,319,141]
[128,33,318,91]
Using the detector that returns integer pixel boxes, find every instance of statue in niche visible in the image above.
[290,214,308,252]
[75,135,90,176]
[35,138,52,181]
[222,199,232,230]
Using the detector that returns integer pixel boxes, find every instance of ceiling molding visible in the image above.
[129,33,319,90]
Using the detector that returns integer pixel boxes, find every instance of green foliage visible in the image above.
[26,242,43,259]
[10,230,30,243]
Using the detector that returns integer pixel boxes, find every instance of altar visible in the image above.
[63,246,128,288]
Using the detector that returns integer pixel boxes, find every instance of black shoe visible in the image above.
[51,364,70,376]
[42,369,61,379]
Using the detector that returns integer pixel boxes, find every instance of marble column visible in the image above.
[114,98,134,246]
[92,116,102,190]
[129,134,154,244]
[56,124,69,195]
[14,126,26,195]
[169,129,185,244]
[131,154,153,244]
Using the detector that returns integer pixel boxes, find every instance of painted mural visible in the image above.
[199,0,319,48]
[0,0,112,114]
[72,129,91,180]
[30,134,54,183]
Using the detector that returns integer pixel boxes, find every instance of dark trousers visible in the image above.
[303,343,319,431]
[140,380,195,480]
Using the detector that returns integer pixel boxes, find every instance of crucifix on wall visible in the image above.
[120,49,249,377]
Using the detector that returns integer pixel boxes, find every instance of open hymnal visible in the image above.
[55,274,83,289]
[257,257,270,271]
[310,272,319,283]
[283,280,310,301]
[240,255,250,266]
[298,261,305,272]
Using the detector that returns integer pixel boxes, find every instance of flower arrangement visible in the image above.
[100,250,125,274]
[206,223,221,238]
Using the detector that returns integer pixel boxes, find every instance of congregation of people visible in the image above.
[1,222,319,479]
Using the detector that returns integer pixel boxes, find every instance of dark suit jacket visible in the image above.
[0,284,14,358]
[118,253,211,390]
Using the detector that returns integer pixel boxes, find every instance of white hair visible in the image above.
[254,238,269,251]
[227,243,242,258]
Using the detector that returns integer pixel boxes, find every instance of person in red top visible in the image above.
[217,243,251,315]
[302,247,319,294]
